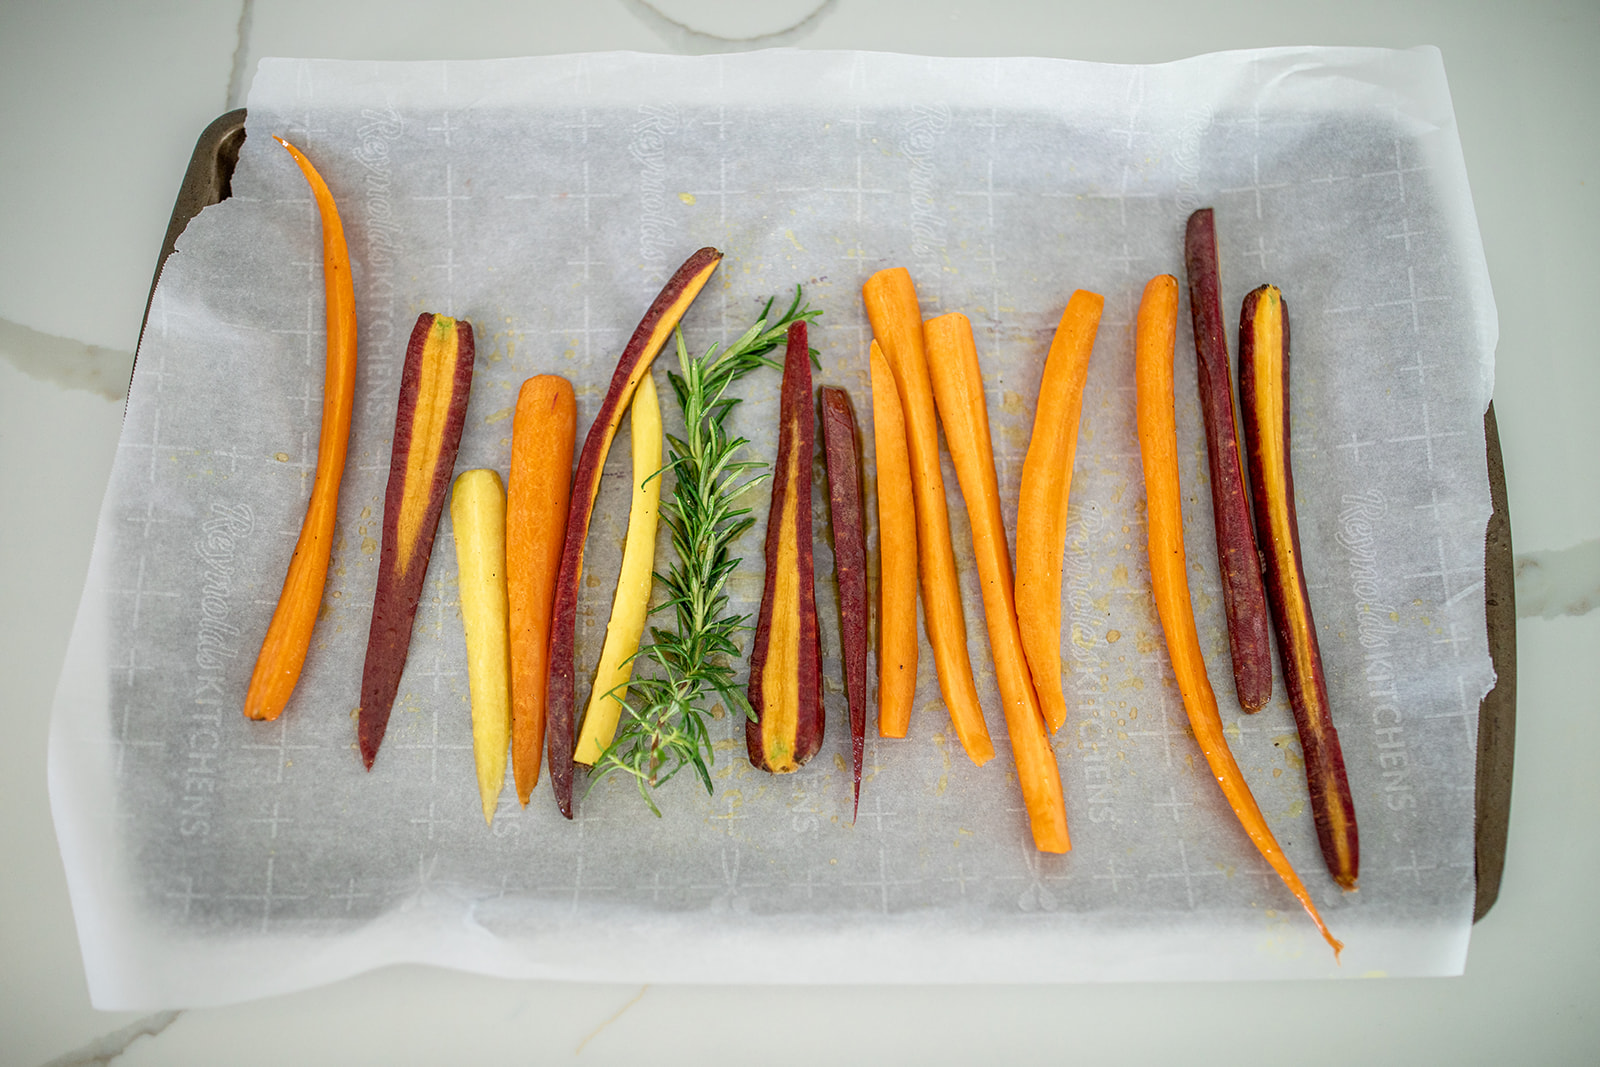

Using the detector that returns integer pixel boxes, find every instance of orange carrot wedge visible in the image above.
[547,248,722,817]
[1015,290,1104,734]
[925,313,1069,854]
[1135,273,1341,958]
[868,342,918,739]
[862,268,994,766]
[506,374,576,804]
[244,138,357,722]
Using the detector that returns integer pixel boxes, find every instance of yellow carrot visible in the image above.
[574,371,663,765]
[1135,273,1341,958]
[862,268,994,765]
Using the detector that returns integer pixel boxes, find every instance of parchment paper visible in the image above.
[50,47,1497,1009]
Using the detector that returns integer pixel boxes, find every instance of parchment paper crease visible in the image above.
[50,46,1496,1008]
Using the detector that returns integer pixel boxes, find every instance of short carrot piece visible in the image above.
[925,313,1069,854]
[243,138,357,722]
[863,268,994,766]
[1135,274,1342,958]
[574,370,664,766]
[868,342,918,739]
[506,374,576,804]
[1015,290,1104,734]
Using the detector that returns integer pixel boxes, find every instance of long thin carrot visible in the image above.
[1134,273,1341,958]
[862,268,994,766]
[924,313,1069,853]
[1015,290,1104,734]
[868,342,918,739]
[243,138,357,722]
[506,374,576,804]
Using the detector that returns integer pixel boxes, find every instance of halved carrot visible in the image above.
[1015,290,1104,734]
[243,138,357,722]
[506,374,576,804]
[547,248,723,817]
[1135,273,1341,957]
[1239,285,1359,890]
[925,313,1068,854]
[868,342,918,739]
[1185,209,1273,710]
[862,268,994,766]
[574,369,663,766]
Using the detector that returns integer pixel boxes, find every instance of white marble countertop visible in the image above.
[3,1,1596,1063]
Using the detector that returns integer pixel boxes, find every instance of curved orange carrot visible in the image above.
[1135,274,1341,958]
[1240,285,1359,889]
[547,248,723,817]
[868,342,918,739]
[862,268,993,766]
[507,374,576,804]
[925,313,1068,853]
[1015,290,1104,734]
[243,138,357,722]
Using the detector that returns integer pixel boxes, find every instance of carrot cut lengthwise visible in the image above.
[1134,274,1341,957]
[574,370,664,766]
[506,374,576,803]
[1015,290,1104,734]
[1185,209,1273,711]
[243,138,357,722]
[868,342,917,739]
[358,313,476,769]
[820,385,869,818]
[924,314,1069,854]
[547,247,723,817]
[1239,285,1360,890]
[862,268,993,765]
[747,322,824,774]
[451,469,512,826]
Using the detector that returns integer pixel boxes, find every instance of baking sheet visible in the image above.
[50,47,1497,1008]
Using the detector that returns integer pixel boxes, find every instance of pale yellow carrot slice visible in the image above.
[574,371,664,765]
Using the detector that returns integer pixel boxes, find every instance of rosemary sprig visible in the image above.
[591,288,820,814]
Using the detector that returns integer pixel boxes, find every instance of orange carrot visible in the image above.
[1135,273,1341,958]
[862,268,993,766]
[924,313,1069,853]
[1015,290,1104,734]
[506,374,576,804]
[868,342,918,739]
[243,138,357,722]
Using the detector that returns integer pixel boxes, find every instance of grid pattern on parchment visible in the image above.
[101,56,1488,944]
